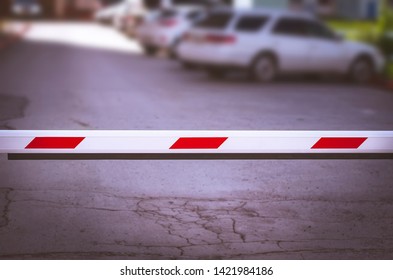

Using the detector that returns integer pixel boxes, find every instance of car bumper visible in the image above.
[178,42,248,67]
[138,31,177,49]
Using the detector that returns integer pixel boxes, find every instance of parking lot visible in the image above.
[1,22,393,259]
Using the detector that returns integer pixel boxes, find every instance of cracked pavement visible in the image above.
[1,185,393,259]
[1,22,393,259]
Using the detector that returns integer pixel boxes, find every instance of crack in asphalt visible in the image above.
[0,94,28,122]
[0,188,13,228]
[92,237,393,252]
[231,218,246,243]
[0,251,167,260]
[2,247,393,260]
[70,118,90,128]
[227,247,393,259]
[3,190,393,259]
[10,188,393,204]
[0,123,16,130]
[133,198,265,247]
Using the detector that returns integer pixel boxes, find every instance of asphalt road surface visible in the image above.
[1,22,393,260]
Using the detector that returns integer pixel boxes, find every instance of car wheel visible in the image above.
[206,68,226,79]
[251,54,277,83]
[169,49,178,60]
[181,61,197,70]
[169,39,181,59]
[349,57,374,84]
[144,46,157,56]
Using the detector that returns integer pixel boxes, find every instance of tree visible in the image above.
[379,0,393,33]
[378,0,393,56]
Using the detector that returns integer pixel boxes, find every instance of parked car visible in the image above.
[137,6,206,56]
[177,8,385,83]
[95,0,144,30]
[12,0,42,17]
[143,0,213,9]
[122,4,147,36]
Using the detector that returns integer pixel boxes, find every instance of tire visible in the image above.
[169,49,178,59]
[206,68,226,79]
[144,46,158,56]
[250,54,277,83]
[349,57,375,84]
[169,39,181,59]
[181,61,197,70]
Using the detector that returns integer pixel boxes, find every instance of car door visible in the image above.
[231,14,271,64]
[270,17,313,73]
[304,20,348,73]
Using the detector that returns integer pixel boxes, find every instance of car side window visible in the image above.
[304,20,336,40]
[235,16,269,32]
[187,11,203,21]
[272,18,308,37]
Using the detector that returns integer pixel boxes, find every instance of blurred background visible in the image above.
[1,0,392,83]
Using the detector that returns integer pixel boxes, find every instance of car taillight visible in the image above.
[160,19,178,27]
[205,34,236,44]
[125,15,134,23]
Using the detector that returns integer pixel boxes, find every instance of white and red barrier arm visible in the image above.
[0,130,393,159]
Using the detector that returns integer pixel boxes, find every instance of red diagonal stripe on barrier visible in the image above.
[25,137,85,149]
[311,137,367,149]
[170,137,228,149]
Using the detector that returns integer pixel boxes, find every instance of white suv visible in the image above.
[177,8,385,83]
[136,6,206,56]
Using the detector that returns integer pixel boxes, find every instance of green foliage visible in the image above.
[327,20,379,44]
[378,0,393,33]
[379,34,393,55]
[327,1,393,80]
[384,60,393,80]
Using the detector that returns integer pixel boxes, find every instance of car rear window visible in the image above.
[172,0,209,6]
[186,10,204,21]
[196,12,233,29]
[235,15,269,32]
[15,0,39,3]
[159,10,178,19]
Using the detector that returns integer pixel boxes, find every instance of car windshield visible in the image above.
[14,0,38,4]
[159,9,178,19]
[186,10,204,21]
[172,0,209,6]
[196,11,233,29]
[143,0,161,9]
